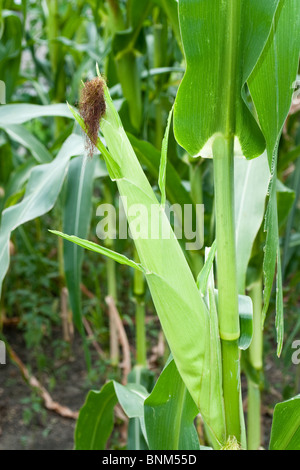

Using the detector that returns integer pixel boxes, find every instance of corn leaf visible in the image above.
[69,85,228,445]
[269,395,300,450]
[159,106,174,207]
[0,103,72,126]
[62,156,97,332]
[0,134,84,297]
[50,231,145,273]
[0,11,22,101]
[144,359,200,450]
[4,125,52,164]
[197,241,217,295]
[75,381,149,450]
[248,0,300,353]
[199,247,226,449]
[237,295,253,351]
[173,0,279,159]
[128,133,196,215]
[234,152,270,294]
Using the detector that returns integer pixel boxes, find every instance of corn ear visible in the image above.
[69,81,226,445]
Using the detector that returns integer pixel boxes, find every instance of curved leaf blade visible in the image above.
[248,0,300,350]
[50,231,145,273]
[174,0,279,159]
[0,134,84,297]
[63,156,97,331]
[144,359,200,450]
[269,395,300,450]
[75,381,149,450]
[0,103,72,126]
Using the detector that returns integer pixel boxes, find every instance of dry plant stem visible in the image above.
[7,345,78,419]
[60,287,74,343]
[105,295,131,384]
[82,317,104,357]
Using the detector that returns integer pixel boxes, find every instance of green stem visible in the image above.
[134,252,147,366]
[247,381,261,450]
[213,135,241,443]
[247,276,263,450]
[136,301,146,365]
[212,0,242,444]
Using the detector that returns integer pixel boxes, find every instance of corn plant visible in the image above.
[50,0,299,450]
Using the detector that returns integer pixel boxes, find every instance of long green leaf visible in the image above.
[3,125,52,164]
[248,0,300,353]
[173,0,279,159]
[69,85,228,445]
[159,106,174,207]
[199,246,226,449]
[75,381,149,450]
[234,152,270,294]
[128,133,195,211]
[63,156,97,332]
[144,359,200,450]
[269,395,300,450]
[0,134,84,296]
[0,11,22,101]
[50,231,145,273]
[0,103,72,126]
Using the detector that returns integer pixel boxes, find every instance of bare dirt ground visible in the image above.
[0,324,296,450]
[0,328,91,450]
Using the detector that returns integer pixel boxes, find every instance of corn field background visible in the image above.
[0,0,299,451]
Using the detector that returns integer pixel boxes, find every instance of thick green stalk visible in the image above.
[247,276,263,450]
[213,136,241,443]
[247,381,261,450]
[212,0,242,444]
[134,253,147,366]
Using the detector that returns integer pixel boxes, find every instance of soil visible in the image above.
[0,326,95,450]
[0,323,297,450]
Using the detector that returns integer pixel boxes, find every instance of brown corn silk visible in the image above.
[79,77,106,157]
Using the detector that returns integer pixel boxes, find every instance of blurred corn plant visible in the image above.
[0,0,188,376]
[0,0,299,451]
[0,0,112,370]
[51,0,300,450]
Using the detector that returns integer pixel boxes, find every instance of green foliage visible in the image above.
[0,0,299,452]
[269,395,300,450]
